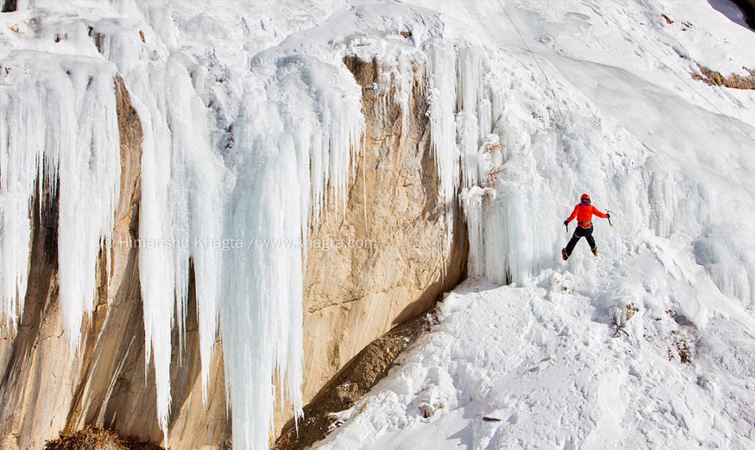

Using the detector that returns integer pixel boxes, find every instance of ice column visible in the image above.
[221,55,363,450]
[134,56,224,438]
[0,53,120,347]
[427,41,460,203]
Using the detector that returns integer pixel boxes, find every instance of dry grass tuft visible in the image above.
[692,65,755,90]
[44,425,164,450]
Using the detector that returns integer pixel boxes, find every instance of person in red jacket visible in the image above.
[562,194,610,260]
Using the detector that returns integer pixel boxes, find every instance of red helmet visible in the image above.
[581,194,591,203]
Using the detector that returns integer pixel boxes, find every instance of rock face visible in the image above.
[0,75,149,449]
[0,57,467,449]
[293,55,467,413]
[0,76,233,450]
[275,314,433,450]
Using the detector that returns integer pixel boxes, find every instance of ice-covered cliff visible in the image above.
[1,1,469,449]
[1,0,755,449]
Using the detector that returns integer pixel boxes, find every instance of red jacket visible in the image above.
[567,203,607,228]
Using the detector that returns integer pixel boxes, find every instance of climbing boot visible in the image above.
[562,248,569,261]
[592,245,598,256]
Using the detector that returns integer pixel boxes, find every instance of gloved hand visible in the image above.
[606,212,611,219]
[563,220,569,226]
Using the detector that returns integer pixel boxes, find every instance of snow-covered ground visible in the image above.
[314,275,755,449]
[2,0,755,448]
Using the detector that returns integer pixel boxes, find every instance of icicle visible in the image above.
[133,56,224,442]
[0,53,120,346]
[460,187,487,277]
[58,59,121,349]
[0,67,40,326]
[456,44,482,190]
[220,55,363,450]
[427,41,459,203]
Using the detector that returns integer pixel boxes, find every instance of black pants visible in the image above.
[565,226,596,254]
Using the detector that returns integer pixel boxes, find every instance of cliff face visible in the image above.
[0,75,232,450]
[298,56,467,405]
[0,57,467,449]
[0,76,149,449]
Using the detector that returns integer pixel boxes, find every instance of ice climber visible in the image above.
[562,194,610,260]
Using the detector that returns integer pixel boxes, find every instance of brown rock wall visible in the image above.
[0,75,150,449]
[273,56,467,437]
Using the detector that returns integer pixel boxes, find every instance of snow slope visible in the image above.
[2,0,755,448]
[315,277,755,449]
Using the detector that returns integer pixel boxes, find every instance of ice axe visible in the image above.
[607,210,613,227]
